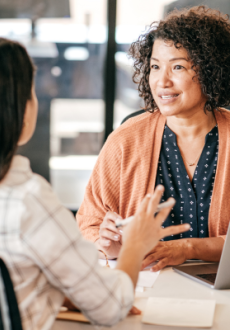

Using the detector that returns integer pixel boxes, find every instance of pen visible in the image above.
[115,199,175,228]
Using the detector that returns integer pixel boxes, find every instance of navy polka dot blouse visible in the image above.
[155,124,218,241]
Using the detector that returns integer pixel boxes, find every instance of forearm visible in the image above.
[186,237,224,261]
[116,244,143,288]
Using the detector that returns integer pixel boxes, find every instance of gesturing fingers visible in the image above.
[147,185,165,216]
[135,193,152,217]
[154,197,175,226]
[161,223,190,240]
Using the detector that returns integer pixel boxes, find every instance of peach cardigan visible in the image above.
[77,108,230,242]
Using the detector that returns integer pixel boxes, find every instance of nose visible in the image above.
[157,68,173,88]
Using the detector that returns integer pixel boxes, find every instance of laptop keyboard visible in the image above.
[196,273,216,284]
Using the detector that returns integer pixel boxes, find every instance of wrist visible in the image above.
[116,242,146,288]
[121,242,145,263]
[183,238,196,260]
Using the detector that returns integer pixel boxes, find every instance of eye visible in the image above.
[174,65,184,70]
[151,64,159,70]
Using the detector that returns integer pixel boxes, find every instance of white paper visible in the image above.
[99,259,159,289]
[137,270,160,288]
[142,297,216,328]
[135,286,144,292]
[98,259,117,268]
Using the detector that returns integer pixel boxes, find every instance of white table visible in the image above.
[52,265,230,330]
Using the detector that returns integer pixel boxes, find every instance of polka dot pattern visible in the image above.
[155,125,219,241]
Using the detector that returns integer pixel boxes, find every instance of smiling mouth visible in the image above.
[160,94,179,99]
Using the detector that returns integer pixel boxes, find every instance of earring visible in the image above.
[23,122,29,128]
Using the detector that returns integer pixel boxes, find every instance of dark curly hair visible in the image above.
[129,6,230,113]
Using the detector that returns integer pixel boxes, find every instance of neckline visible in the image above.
[164,123,218,143]
[163,124,218,186]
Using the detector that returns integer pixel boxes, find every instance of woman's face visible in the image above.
[149,39,207,117]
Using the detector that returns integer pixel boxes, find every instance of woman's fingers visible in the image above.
[103,219,121,235]
[154,197,176,226]
[100,238,111,247]
[99,211,123,258]
[141,249,164,270]
[135,193,151,216]
[100,228,120,241]
[150,258,168,272]
[135,185,165,221]
[128,306,142,315]
[161,224,190,239]
[114,212,122,220]
[104,211,122,223]
[99,211,122,245]
[141,253,156,270]
[147,185,165,216]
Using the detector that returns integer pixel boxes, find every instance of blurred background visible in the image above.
[1,0,229,212]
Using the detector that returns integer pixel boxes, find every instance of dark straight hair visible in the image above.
[0,38,35,181]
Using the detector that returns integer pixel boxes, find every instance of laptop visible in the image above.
[173,224,230,289]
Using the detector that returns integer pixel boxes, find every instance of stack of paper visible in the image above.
[142,297,216,328]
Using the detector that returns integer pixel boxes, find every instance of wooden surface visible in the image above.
[56,311,89,323]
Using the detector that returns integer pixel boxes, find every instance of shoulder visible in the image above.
[97,110,163,160]
[215,108,230,132]
[106,110,161,146]
[27,173,57,199]
[18,166,74,234]
[92,110,165,174]
[2,155,61,208]
[114,110,161,134]
[216,107,230,120]
[22,172,65,217]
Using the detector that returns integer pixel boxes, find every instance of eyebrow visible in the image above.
[151,57,188,62]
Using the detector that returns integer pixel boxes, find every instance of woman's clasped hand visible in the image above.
[98,211,123,258]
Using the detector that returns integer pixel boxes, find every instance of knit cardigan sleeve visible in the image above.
[77,132,122,242]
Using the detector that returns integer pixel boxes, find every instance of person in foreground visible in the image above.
[77,6,230,270]
[0,39,189,330]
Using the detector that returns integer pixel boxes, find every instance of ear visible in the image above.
[17,100,31,146]
[18,86,38,146]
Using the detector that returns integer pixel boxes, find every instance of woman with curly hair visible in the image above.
[77,6,230,271]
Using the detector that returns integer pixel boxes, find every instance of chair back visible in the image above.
[121,109,146,125]
[0,259,23,330]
